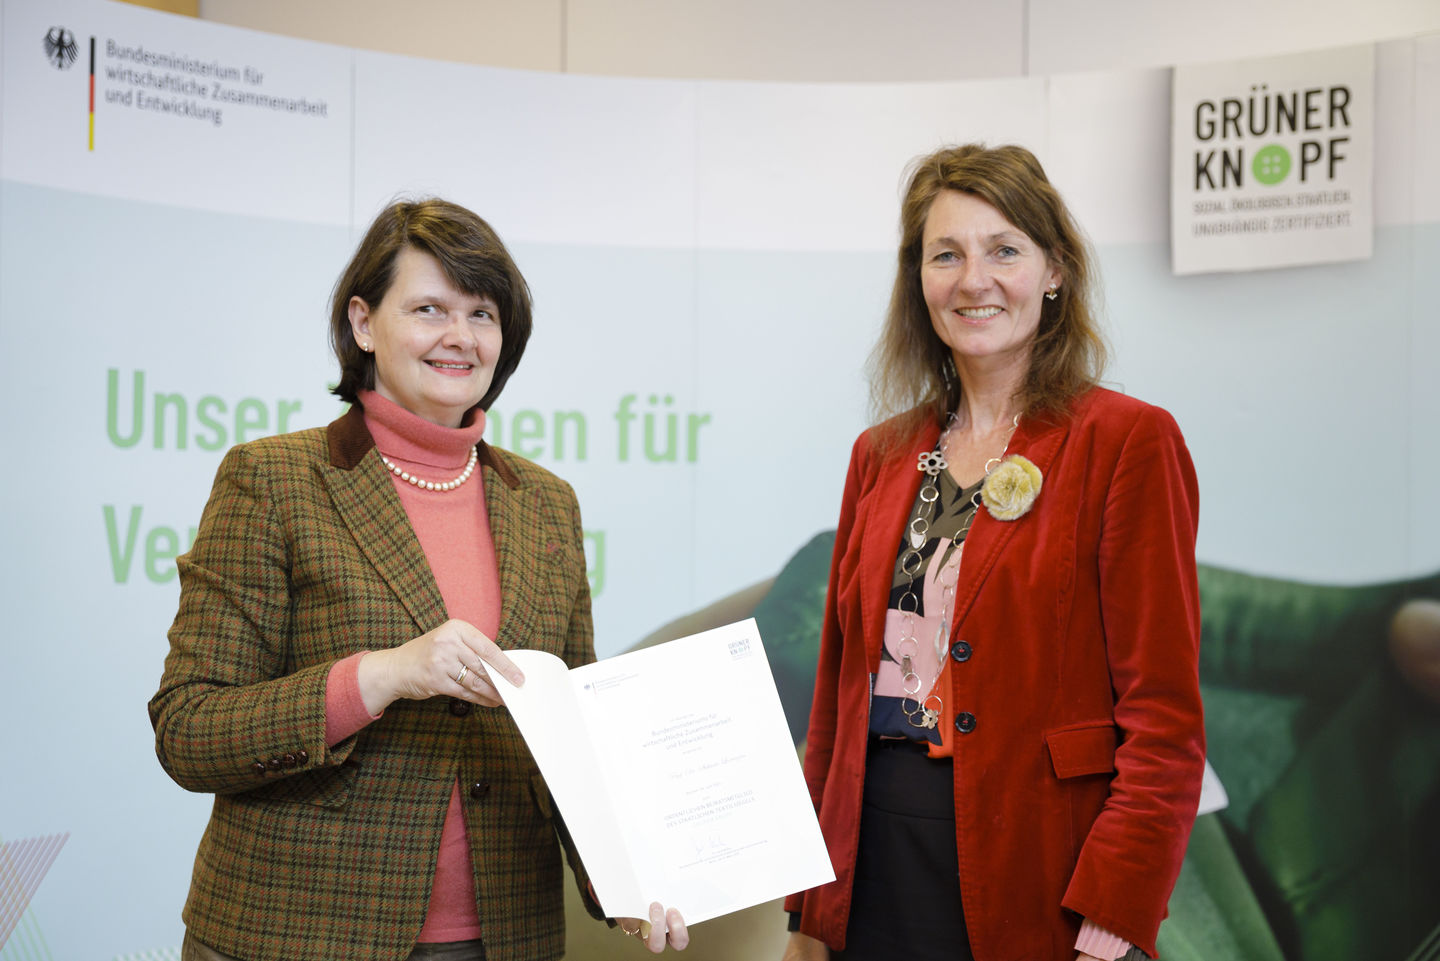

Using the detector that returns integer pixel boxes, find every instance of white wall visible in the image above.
[198,0,1440,79]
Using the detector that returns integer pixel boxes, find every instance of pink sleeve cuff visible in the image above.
[1076,919,1134,959]
[325,651,382,747]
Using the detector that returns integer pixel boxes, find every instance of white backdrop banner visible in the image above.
[1,1,1436,959]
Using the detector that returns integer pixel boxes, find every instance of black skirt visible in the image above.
[836,738,974,961]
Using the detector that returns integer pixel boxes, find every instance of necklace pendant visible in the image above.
[917,450,947,476]
[903,701,940,730]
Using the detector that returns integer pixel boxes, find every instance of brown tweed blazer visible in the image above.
[149,405,603,961]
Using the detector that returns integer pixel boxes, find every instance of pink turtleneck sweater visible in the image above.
[323,390,501,943]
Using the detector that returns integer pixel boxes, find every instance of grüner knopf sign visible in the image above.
[1170,43,1374,275]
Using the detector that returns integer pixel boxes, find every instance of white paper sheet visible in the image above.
[492,618,835,924]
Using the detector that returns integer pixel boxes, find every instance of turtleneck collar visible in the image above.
[359,389,486,469]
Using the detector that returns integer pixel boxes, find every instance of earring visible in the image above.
[1045,285,1059,301]
[359,341,371,352]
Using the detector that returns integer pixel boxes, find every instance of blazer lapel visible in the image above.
[950,413,1068,626]
[859,421,939,668]
[323,410,449,635]
[481,446,542,650]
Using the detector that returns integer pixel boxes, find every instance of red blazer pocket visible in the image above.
[1045,723,1118,779]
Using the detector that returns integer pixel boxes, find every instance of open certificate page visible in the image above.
[491,618,834,924]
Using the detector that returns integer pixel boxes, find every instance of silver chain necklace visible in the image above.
[896,412,1018,729]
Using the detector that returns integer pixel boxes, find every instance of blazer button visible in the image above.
[449,699,472,717]
[295,749,310,766]
[266,757,283,771]
[954,712,977,734]
[251,761,268,776]
[281,753,298,768]
[469,780,491,801]
[949,640,973,663]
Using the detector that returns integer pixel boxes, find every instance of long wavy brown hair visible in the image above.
[869,144,1107,450]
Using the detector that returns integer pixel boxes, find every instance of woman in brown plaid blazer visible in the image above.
[150,200,688,961]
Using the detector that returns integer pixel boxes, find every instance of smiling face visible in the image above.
[347,246,503,427]
[920,189,1060,380]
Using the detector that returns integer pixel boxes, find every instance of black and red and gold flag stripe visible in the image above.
[88,36,95,150]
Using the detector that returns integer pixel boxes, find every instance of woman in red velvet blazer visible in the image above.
[782,146,1204,961]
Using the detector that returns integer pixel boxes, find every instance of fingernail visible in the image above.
[639,921,652,940]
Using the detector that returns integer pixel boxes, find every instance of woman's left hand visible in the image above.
[617,902,688,952]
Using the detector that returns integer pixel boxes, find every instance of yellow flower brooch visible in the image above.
[980,455,1043,521]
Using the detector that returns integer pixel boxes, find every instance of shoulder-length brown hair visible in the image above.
[329,198,533,412]
[869,144,1106,445]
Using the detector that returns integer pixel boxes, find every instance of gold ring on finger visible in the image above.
[454,664,469,685]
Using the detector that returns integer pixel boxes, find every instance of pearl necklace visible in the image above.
[379,447,478,492]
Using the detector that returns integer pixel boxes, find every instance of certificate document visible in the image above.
[491,618,834,924]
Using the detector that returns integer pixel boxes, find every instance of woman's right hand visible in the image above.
[781,932,830,961]
[356,618,524,715]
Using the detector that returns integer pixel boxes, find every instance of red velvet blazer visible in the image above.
[784,387,1204,960]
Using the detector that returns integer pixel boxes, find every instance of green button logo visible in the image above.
[1252,145,1291,185]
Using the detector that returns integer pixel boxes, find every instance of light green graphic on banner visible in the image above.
[0,911,53,961]
[1252,144,1292,185]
